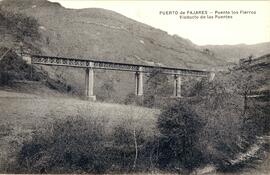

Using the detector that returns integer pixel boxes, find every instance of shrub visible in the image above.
[124,93,144,106]
[157,100,204,172]
[14,116,158,173]
[0,47,76,94]
[16,116,108,173]
[0,48,31,85]
[110,119,159,172]
[124,93,137,105]
[0,123,13,139]
[156,68,269,173]
[96,79,116,102]
[0,47,47,85]
[143,70,173,108]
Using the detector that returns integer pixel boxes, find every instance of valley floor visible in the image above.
[0,88,159,173]
[0,88,269,174]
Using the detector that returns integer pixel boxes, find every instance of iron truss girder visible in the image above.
[30,55,210,77]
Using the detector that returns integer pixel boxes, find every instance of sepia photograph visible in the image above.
[0,0,269,174]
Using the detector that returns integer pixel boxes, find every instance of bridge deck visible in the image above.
[29,55,210,77]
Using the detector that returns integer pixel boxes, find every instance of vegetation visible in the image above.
[96,79,116,102]
[0,48,74,94]
[0,48,38,85]
[143,69,173,108]
[2,58,266,174]
[16,116,109,173]
[9,111,158,173]
[157,101,204,172]
[0,8,42,85]
[0,7,40,42]
[0,96,158,173]
[0,5,268,174]
[156,66,269,172]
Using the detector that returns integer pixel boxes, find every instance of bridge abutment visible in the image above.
[85,63,96,101]
[135,67,144,96]
[173,74,182,97]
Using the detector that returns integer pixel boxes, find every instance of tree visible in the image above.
[144,69,173,107]
[188,66,269,170]
[97,79,116,102]
[157,101,204,172]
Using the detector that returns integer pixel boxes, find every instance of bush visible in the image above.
[124,93,137,105]
[157,101,204,172]
[0,48,31,85]
[14,116,158,173]
[124,93,144,106]
[16,116,108,173]
[0,47,46,85]
[111,118,160,172]
[190,77,265,171]
[143,70,173,108]
[0,47,76,94]
[156,69,269,173]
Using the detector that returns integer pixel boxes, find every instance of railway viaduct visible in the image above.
[23,54,215,101]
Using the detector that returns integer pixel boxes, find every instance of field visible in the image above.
[0,88,159,172]
[0,88,269,174]
[0,1,269,173]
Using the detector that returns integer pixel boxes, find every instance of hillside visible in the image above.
[0,89,159,172]
[0,85,269,174]
[1,0,269,102]
[234,54,270,96]
[0,1,269,173]
[202,42,270,63]
[0,0,228,102]
[1,0,225,68]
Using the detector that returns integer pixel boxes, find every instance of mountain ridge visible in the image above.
[0,0,226,69]
[0,0,269,102]
[202,42,270,63]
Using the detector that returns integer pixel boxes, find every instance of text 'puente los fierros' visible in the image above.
[23,54,215,101]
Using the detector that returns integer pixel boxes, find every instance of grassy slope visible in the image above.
[0,89,159,171]
[1,0,221,68]
[0,90,269,174]
[0,0,227,102]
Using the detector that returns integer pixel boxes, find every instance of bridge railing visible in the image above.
[30,55,210,77]
[24,54,215,100]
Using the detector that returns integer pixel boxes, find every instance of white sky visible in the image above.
[49,0,270,45]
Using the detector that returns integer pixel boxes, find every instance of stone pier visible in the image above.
[28,54,212,100]
[135,67,143,96]
[173,74,181,97]
[209,72,215,81]
[85,62,96,101]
